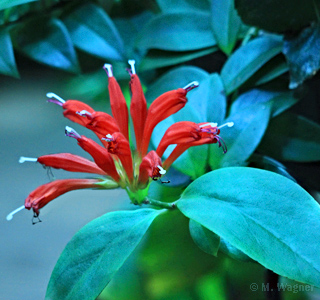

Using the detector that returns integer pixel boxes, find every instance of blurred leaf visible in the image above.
[283,23,320,89]
[209,103,271,170]
[230,89,298,118]
[178,167,320,287]
[219,238,252,261]
[156,0,210,12]
[235,0,320,33]
[63,3,124,61]
[0,29,19,77]
[13,17,80,73]
[140,47,217,70]
[258,112,320,162]
[189,220,220,256]
[221,35,283,94]
[211,0,241,55]
[136,12,216,51]
[46,208,165,300]
[0,0,38,10]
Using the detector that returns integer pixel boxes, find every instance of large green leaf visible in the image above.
[258,112,320,162]
[0,0,37,10]
[177,167,320,287]
[235,0,320,33]
[136,12,216,51]
[230,89,298,118]
[211,0,241,55]
[12,17,79,73]
[0,29,19,78]
[221,35,283,94]
[63,3,124,61]
[156,0,210,12]
[45,208,165,300]
[283,23,320,89]
[209,103,271,170]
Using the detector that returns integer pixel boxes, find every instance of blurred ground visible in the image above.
[0,65,129,300]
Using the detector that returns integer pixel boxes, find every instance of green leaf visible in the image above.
[45,208,165,300]
[211,0,241,55]
[136,12,216,51]
[219,238,252,261]
[177,167,320,287]
[235,0,320,33]
[156,0,210,13]
[12,17,80,73]
[221,35,283,94]
[283,23,320,89]
[209,103,271,170]
[0,29,19,78]
[140,47,217,71]
[258,112,320,162]
[63,3,124,61]
[230,89,298,118]
[189,220,220,256]
[0,0,38,10]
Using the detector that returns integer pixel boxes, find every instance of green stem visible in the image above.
[143,198,176,209]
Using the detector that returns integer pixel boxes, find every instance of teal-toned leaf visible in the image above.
[209,103,271,170]
[283,23,320,89]
[45,209,165,300]
[221,35,283,94]
[235,0,320,33]
[0,0,37,10]
[63,3,124,61]
[258,112,320,162]
[156,0,210,13]
[177,167,320,287]
[12,17,79,73]
[140,47,217,71]
[219,238,252,261]
[230,89,298,118]
[0,29,19,78]
[136,12,216,51]
[211,0,241,55]
[189,219,220,256]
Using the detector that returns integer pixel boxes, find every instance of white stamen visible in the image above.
[103,64,113,77]
[157,165,166,175]
[218,122,234,129]
[199,122,218,128]
[6,205,25,221]
[76,110,92,117]
[183,81,199,91]
[101,133,113,142]
[128,60,136,74]
[19,156,37,163]
[46,92,65,103]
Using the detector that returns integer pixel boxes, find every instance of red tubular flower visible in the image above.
[85,111,120,137]
[37,153,107,175]
[25,179,101,215]
[104,64,129,140]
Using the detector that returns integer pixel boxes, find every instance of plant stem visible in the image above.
[265,269,282,300]
[142,198,176,209]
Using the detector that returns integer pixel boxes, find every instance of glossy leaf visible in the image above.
[45,208,165,300]
[235,0,320,33]
[189,220,220,256]
[13,17,79,73]
[221,35,283,94]
[136,12,216,51]
[219,238,252,261]
[209,103,271,170]
[0,29,19,78]
[283,23,320,89]
[156,0,210,12]
[211,0,241,55]
[178,167,320,287]
[258,112,320,162]
[0,0,37,10]
[63,3,124,61]
[230,89,298,118]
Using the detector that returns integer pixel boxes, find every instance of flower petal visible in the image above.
[138,151,163,188]
[62,100,95,126]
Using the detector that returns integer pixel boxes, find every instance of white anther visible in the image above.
[46,93,65,104]
[103,64,113,77]
[128,60,136,74]
[199,122,218,128]
[218,122,234,129]
[65,126,81,139]
[183,81,199,91]
[76,110,92,117]
[6,205,25,221]
[101,133,113,142]
[19,157,37,163]
[157,165,166,175]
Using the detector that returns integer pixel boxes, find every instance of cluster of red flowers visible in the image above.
[8,60,231,220]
